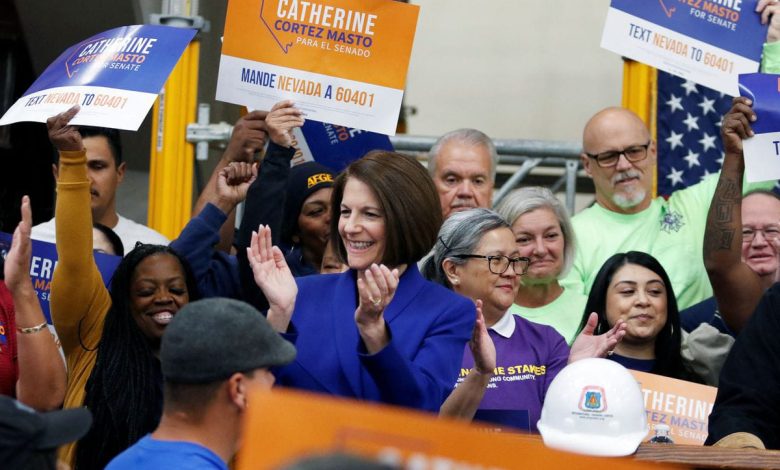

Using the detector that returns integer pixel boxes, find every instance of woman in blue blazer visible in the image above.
[247,150,475,412]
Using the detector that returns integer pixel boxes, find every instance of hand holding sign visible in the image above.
[46,105,82,152]
[224,110,269,163]
[721,97,756,155]
[757,0,780,41]
[266,100,305,148]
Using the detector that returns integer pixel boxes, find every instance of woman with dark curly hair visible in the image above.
[48,107,198,469]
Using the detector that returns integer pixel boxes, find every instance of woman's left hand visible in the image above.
[568,312,627,364]
[355,264,399,354]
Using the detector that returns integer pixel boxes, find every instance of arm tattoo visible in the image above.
[705,177,740,252]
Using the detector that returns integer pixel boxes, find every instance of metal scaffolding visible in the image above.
[183,125,586,215]
[389,135,584,214]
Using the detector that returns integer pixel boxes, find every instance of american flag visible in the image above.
[656,71,732,196]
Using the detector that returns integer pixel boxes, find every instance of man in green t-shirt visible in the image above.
[566,15,780,311]
[564,107,772,310]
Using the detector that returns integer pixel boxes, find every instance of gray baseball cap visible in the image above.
[161,298,296,383]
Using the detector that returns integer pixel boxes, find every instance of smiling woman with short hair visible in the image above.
[427,208,625,432]
[247,150,474,412]
[495,187,586,345]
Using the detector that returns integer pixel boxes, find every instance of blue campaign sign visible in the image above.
[0,24,196,130]
[27,25,195,95]
[0,233,121,323]
[602,0,767,95]
[739,73,780,134]
[300,121,394,171]
[738,73,780,181]
[610,0,764,59]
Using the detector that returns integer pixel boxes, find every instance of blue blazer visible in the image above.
[275,264,475,412]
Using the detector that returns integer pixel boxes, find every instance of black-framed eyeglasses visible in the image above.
[454,254,530,275]
[585,141,651,168]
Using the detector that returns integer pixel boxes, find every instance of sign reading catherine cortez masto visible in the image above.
[217,0,419,136]
[0,25,195,130]
[601,0,765,96]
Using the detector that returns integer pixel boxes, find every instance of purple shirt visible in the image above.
[456,312,569,432]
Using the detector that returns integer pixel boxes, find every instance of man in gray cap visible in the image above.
[106,298,296,470]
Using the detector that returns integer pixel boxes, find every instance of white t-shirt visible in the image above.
[32,214,169,253]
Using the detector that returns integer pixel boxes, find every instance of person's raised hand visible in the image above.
[4,196,34,295]
[721,97,756,156]
[266,100,305,148]
[568,313,627,364]
[469,300,496,376]
[46,105,82,152]
[247,225,297,331]
[215,161,257,211]
[757,0,780,41]
[223,110,269,163]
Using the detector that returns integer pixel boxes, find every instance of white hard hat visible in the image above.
[537,358,648,457]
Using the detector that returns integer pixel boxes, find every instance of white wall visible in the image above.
[405,1,624,142]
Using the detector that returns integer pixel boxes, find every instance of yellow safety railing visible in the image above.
[147,39,199,239]
[621,59,658,197]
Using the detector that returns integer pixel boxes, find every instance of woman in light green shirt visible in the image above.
[496,187,587,344]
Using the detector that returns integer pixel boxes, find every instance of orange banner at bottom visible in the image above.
[238,389,682,470]
[631,371,717,446]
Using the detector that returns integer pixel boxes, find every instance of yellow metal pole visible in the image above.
[147,39,199,239]
[621,59,658,196]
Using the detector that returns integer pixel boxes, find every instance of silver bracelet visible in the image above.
[17,322,48,335]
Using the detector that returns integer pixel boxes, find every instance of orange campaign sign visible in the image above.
[630,370,717,446]
[216,0,419,135]
[237,389,680,470]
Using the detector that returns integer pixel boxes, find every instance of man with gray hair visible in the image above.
[106,298,296,470]
[428,129,498,219]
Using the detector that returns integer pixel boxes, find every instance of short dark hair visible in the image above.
[51,126,123,167]
[80,126,122,166]
[93,223,125,257]
[330,151,442,267]
[163,369,256,418]
[163,381,223,417]
[579,251,688,380]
